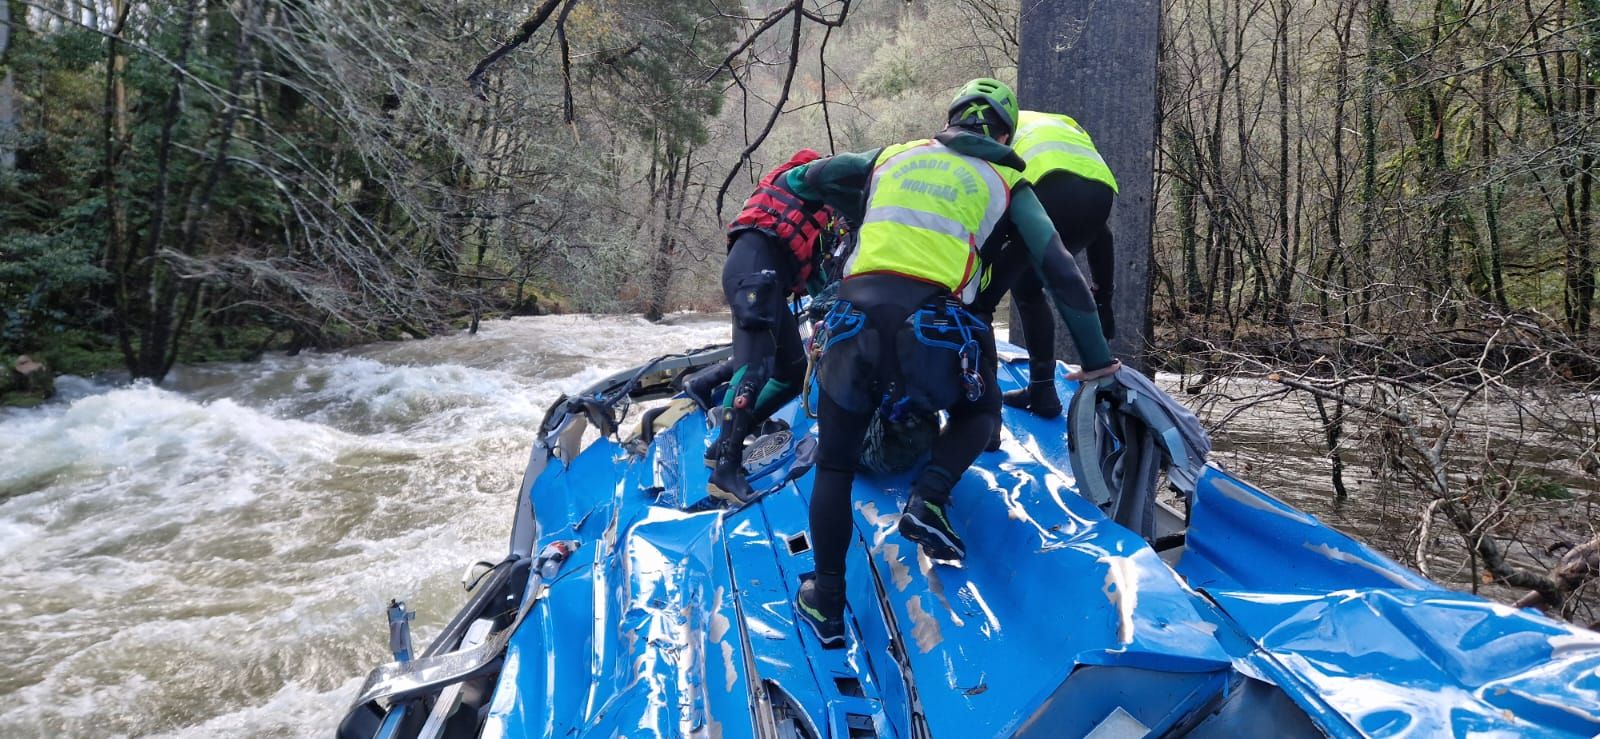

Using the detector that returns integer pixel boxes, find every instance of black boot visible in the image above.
[795,576,846,648]
[703,412,722,468]
[704,412,790,468]
[680,360,734,411]
[707,406,758,504]
[986,420,1003,452]
[898,492,966,561]
[1002,379,1063,419]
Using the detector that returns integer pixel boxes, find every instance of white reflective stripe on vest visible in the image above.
[1020,140,1107,167]
[970,159,1009,248]
[873,143,932,175]
[860,206,972,242]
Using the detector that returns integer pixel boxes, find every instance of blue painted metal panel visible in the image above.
[1179,465,1433,593]
[1207,588,1600,737]
[471,345,1599,739]
[841,446,1241,736]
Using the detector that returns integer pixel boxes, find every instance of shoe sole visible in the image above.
[899,514,966,560]
[706,482,755,506]
[799,615,846,648]
[795,595,847,648]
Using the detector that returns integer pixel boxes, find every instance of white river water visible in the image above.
[0,314,730,738]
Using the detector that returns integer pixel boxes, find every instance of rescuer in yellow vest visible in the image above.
[776,78,1122,648]
[970,110,1119,443]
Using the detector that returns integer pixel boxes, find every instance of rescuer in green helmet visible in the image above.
[777,77,1121,648]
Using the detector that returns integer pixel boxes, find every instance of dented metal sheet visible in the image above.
[468,347,1599,739]
[1208,588,1600,737]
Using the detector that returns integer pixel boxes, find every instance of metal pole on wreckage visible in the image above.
[1016,1,1160,372]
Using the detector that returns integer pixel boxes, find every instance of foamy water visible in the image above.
[0,314,731,738]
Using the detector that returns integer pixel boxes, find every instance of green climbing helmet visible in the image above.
[947,78,1019,139]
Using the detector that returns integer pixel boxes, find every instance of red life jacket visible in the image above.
[728,148,835,292]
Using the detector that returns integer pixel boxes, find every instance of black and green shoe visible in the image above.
[795,579,846,649]
[898,496,967,561]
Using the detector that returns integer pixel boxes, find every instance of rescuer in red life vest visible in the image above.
[705,149,839,505]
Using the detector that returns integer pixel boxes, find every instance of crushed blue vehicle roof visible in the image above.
[342,343,1600,739]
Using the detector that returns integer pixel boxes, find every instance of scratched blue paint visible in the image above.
[478,344,1600,738]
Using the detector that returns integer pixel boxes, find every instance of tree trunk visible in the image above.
[1271,0,1293,323]
[1175,126,1203,313]
[1573,79,1595,333]
[159,0,264,379]
[1359,0,1378,324]
[1018,0,1160,369]
[1480,64,1508,312]
[0,0,16,171]
[1323,0,1356,324]
[644,153,684,322]
[121,0,201,381]
[101,0,134,316]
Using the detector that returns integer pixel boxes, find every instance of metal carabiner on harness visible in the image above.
[802,319,829,419]
[958,339,984,402]
[942,302,985,403]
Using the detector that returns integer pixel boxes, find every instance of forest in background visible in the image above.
[1,0,1596,621]
[0,0,999,384]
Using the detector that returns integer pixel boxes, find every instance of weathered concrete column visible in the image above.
[1016,1,1160,370]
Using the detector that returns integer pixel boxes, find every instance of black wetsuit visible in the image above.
[720,230,807,416]
[787,130,1112,606]
[808,275,1002,584]
[971,170,1117,358]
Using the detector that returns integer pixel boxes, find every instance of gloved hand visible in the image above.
[1066,358,1122,382]
[1097,302,1116,341]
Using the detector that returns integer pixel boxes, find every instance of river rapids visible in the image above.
[0,315,730,737]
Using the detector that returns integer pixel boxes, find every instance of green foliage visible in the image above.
[580,0,736,155]
[0,231,106,351]
[1,18,110,359]
[1512,476,1575,501]
[32,329,122,377]
[860,45,922,99]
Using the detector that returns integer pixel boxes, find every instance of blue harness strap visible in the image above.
[907,301,987,402]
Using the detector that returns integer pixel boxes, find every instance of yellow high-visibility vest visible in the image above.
[849,139,1024,300]
[1013,110,1118,192]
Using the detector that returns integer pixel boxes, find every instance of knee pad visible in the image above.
[730,362,770,410]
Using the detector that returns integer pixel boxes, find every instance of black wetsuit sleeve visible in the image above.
[1007,184,1115,370]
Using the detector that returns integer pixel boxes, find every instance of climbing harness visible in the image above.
[905,299,988,409]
